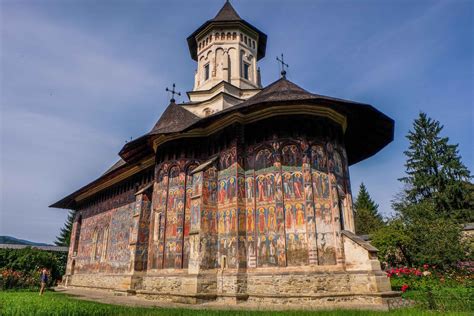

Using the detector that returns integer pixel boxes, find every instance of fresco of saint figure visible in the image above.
[266,174,274,201]
[268,206,276,230]
[311,145,326,171]
[257,176,265,201]
[238,177,245,199]
[285,204,294,229]
[247,208,254,232]
[269,238,276,264]
[248,241,255,259]
[219,181,226,203]
[255,148,273,170]
[228,177,236,200]
[202,211,209,232]
[304,184,313,201]
[283,173,293,196]
[210,181,217,202]
[210,212,217,234]
[246,178,254,200]
[282,144,301,166]
[293,173,303,199]
[231,209,237,232]
[225,210,231,233]
[202,180,209,200]
[191,202,200,229]
[218,212,225,234]
[258,208,266,233]
[295,203,305,228]
[333,151,343,177]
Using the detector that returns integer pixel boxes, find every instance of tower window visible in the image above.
[204,64,210,81]
[243,63,250,80]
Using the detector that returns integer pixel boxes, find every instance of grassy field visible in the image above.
[0,291,471,316]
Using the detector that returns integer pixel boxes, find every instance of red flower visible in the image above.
[401,284,409,293]
[423,264,429,270]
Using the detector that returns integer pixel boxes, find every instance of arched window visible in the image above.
[73,215,82,256]
[232,32,236,40]
[203,107,211,116]
[101,225,109,261]
[215,33,220,40]
[226,32,231,40]
[91,228,99,261]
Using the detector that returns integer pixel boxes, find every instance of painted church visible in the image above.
[51,1,396,309]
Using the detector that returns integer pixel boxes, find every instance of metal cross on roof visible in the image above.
[276,53,289,78]
[166,83,181,103]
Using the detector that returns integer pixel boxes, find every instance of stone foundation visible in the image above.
[64,268,396,310]
[63,231,398,310]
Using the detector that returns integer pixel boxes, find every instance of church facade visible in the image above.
[51,2,396,309]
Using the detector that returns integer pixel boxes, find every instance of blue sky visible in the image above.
[1,0,472,244]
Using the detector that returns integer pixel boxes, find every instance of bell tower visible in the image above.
[184,1,267,117]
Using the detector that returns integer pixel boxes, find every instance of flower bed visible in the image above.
[386,264,473,312]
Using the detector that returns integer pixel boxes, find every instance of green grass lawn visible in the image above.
[0,291,471,316]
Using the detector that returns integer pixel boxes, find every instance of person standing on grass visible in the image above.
[39,268,48,295]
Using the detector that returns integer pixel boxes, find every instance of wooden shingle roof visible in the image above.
[187,1,267,61]
[150,101,200,134]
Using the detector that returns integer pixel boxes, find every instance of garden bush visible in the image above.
[386,264,473,312]
[0,247,67,290]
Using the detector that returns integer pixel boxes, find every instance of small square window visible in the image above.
[204,64,210,81]
[243,63,250,80]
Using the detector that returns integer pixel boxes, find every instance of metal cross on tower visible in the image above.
[276,54,289,78]
[166,83,181,103]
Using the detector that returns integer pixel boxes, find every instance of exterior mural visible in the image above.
[68,136,354,274]
[217,147,239,268]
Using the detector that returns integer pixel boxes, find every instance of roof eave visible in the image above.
[187,20,267,61]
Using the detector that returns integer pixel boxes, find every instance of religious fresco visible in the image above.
[200,166,219,269]
[245,168,257,268]
[134,192,151,271]
[252,147,282,267]
[183,164,198,268]
[151,168,168,269]
[72,202,134,274]
[216,147,240,268]
[281,143,308,266]
[125,137,352,272]
[311,143,337,265]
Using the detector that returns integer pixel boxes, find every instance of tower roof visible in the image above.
[150,101,200,134]
[213,1,241,21]
[187,1,267,61]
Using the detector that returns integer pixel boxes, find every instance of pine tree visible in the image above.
[396,112,472,222]
[55,211,75,246]
[354,183,384,235]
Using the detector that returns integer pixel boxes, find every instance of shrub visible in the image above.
[0,247,67,290]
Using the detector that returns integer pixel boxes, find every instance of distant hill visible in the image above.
[0,236,51,246]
